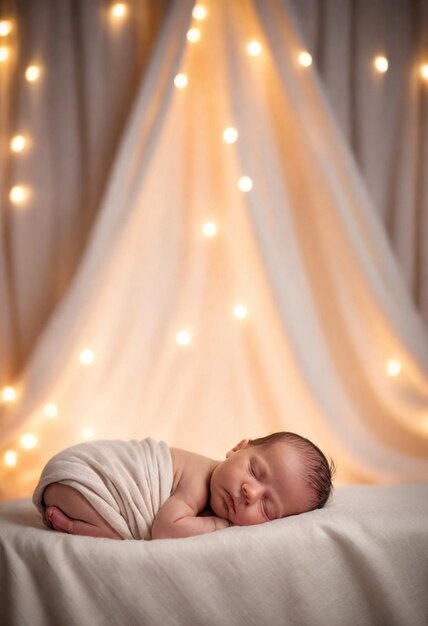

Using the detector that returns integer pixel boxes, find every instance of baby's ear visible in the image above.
[226,439,249,458]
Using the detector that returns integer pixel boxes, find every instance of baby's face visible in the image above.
[209,441,314,525]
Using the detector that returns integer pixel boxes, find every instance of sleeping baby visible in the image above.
[33,431,334,540]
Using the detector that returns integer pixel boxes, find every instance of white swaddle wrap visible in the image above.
[32,438,173,540]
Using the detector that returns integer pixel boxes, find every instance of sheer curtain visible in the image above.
[0,0,427,501]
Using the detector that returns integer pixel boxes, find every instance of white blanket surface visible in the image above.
[32,438,173,540]
[1,484,428,626]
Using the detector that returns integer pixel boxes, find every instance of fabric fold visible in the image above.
[32,438,173,540]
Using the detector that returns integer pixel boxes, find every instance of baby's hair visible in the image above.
[248,431,335,510]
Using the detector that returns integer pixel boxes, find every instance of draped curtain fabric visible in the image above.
[0,0,427,501]
[291,0,428,325]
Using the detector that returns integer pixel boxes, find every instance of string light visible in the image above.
[0,46,9,62]
[20,433,38,449]
[374,56,388,73]
[25,65,41,82]
[44,403,58,418]
[9,185,28,205]
[4,450,17,467]
[174,73,188,89]
[233,304,248,319]
[238,176,253,192]
[79,348,95,365]
[176,330,192,346]
[202,222,217,237]
[386,359,401,377]
[187,28,201,43]
[421,64,428,81]
[81,427,95,440]
[298,51,312,67]
[1,386,16,402]
[192,5,207,20]
[0,20,13,36]
[10,135,26,152]
[247,41,262,57]
[111,3,127,18]
[223,127,238,143]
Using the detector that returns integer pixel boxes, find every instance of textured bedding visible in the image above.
[1,484,428,626]
[32,438,173,540]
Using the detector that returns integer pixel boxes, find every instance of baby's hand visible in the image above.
[212,515,231,530]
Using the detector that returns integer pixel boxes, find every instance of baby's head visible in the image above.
[209,431,335,526]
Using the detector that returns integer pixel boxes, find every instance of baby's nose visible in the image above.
[242,482,262,503]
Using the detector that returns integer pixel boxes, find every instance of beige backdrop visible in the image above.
[0,0,427,501]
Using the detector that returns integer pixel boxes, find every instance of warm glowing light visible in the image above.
[176,330,192,346]
[202,222,217,237]
[79,348,95,365]
[9,185,27,205]
[111,3,127,18]
[298,51,313,67]
[4,450,17,467]
[81,427,95,440]
[44,403,58,418]
[187,27,201,43]
[1,386,16,402]
[0,46,9,62]
[238,176,253,192]
[233,304,248,319]
[374,56,388,73]
[0,20,13,36]
[25,65,41,82]
[421,64,428,80]
[223,127,238,144]
[247,41,262,57]
[386,359,401,377]
[10,135,26,152]
[174,73,188,89]
[21,433,38,449]
[192,5,207,20]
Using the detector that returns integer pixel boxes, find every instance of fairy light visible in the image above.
[223,127,238,143]
[1,386,16,402]
[192,5,207,20]
[44,403,58,418]
[374,56,388,73]
[0,20,13,36]
[238,176,253,192]
[111,3,127,18]
[79,348,95,365]
[20,433,38,449]
[247,41,262,57]
[0,46,9,62]
[176,330,192,346]
[386,359,401,377]
[202,222,217,237]
[25,65,41,82]
[421,64,428,81]
[81,427,95,440]
[187,28,201,43]
[298,51,312,67]
[9,185,28,205]
[233,304,248,319]
[10,135,26,152]
[174,73,188,89]
[4,450,17,467]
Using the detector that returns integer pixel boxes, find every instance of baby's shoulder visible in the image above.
[169,447,216,510]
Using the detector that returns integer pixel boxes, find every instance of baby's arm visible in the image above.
[151,493,230,540]
[43,482,122,539]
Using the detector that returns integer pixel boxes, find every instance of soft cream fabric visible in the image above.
[32,438,173,540]
[1,485,428,625]
[0,0,427,501]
